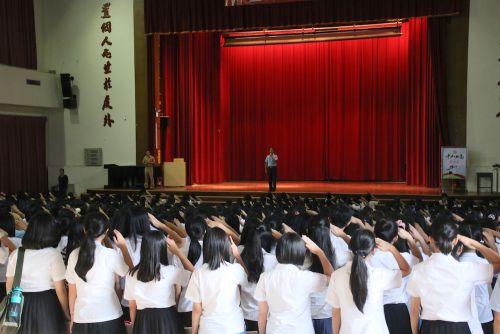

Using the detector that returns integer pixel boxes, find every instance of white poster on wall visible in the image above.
[441,147,467,185]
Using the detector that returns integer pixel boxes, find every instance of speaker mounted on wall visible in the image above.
[60,73,78,109]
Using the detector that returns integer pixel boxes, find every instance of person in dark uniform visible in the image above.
[264,148,278,192]
[58,169,68,196]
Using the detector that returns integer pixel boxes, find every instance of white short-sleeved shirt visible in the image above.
[172,238,204,313]
[406,253,493,322]
[239,248,278,321]
[490,279,500,312]
[123,264,191,310]
[367,250,419,305]
[330,234,352,269]
[120,237,142,307]
[326,261,402,334]
[459,252,494,331]
[6,247,66,292]
[185,262,246,334]
[65,242,129,323]
[0,238,22,283]
[254,263,328,334]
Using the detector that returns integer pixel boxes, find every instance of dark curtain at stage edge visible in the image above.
[405,18,448,187]
[161,34,226,185]
[145,0,459,34]
[0,0,37,69]
[0,115,47,193]
[157,18,446,187]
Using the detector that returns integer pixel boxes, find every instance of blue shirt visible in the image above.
[265,154,278,167]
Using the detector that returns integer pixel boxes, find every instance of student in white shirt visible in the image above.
[369,219,422,334]
[66,212,133,334]
[124,230,194,334]
[326,229,410,334]
[255,232,334,334]
[0,213,21,298]
[185,227,248,334]
[458,224,494,334]
[239,223,278,331]
[329,204,354,268]
[172,215,207,327]
[307,216,336,334]
[6,211,70,334]
[489,279,500,334]
[407,221,500,334]
[120,206,150,321]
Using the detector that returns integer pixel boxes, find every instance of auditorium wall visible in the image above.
[34,0,137,193]
[466,0,500,192]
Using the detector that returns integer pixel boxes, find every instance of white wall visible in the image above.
[35,0,137,193]
[466,0,500,192]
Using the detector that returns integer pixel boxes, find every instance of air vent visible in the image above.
[84,148,103,166]
[26,79,41,86]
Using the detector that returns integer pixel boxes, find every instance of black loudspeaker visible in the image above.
[60,73,74,98]
[63,95,77,109]
[160,116,169,130]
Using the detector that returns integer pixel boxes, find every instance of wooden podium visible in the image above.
[163,158,186,187]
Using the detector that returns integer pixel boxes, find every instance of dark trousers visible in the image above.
[268,166,277,191]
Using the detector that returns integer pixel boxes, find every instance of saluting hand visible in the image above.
[113,229,126,248]
[166,236,180,255]
[229,236,240,258]
[376,238,395,252]
[302,235,322,255]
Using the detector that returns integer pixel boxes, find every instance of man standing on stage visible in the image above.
[265,148,278,192]
[142,150,156,189]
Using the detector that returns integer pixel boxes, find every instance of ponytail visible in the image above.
[348,229,376,313]
[75,212,109,282]
[186,216,207,265]
[241,224,273,283]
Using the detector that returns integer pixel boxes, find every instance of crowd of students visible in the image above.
[0,191,500,334]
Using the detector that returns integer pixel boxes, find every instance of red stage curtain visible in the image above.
[0,115,47,193]
[159,18,446,187]
[221,29,408,182]
[161,33,227,184]
[145,0,460,34]
[0,0,37,69]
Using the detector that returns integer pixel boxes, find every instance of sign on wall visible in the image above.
[100,2,115,127]
[441,147,467,192]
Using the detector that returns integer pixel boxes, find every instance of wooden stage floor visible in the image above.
[89,181,455,197]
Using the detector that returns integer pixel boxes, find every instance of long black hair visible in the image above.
[129,231,169,282]
[308,216,336,272]
[75,212,109,281]
[127,206,150,250]
[203,227,231,270]
[0,213,16,237]
[241,224,274,283]
[349,229,376,313]
[186,215,207,265]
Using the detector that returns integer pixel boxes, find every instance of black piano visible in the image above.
[104,165,162,189]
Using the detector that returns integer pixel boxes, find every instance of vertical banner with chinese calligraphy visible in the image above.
[441,147,467,193]
[100,2,114,127]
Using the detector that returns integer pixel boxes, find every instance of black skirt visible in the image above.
[18,290,66,334]
[420,320,471,334]
[73,316,126,334]
[133,307,184,334]
[384,303,412,334]
[178,311,192,328]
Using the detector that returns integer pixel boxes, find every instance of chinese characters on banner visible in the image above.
[100,2,114,127]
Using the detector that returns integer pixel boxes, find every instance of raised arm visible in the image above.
[376,238,411,277]
[303,235,334,278]
[398,228,423,261]
[458,234,500,273]
[166,237,195,272]
[113,230,134,270]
